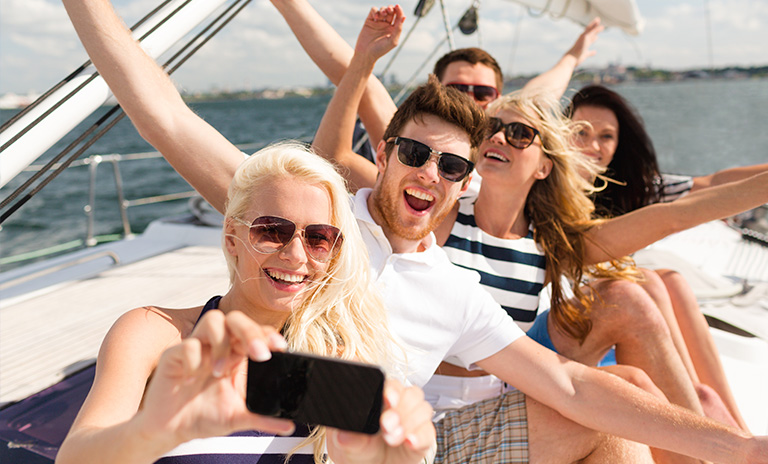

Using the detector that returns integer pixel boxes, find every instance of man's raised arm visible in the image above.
[522,17,604,99]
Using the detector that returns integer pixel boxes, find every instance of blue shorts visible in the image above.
[526,310,616,366]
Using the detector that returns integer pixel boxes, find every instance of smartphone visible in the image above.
[246,351,385,434]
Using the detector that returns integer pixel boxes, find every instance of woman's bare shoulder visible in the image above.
[104,304,204,353]
[71,304,206,431]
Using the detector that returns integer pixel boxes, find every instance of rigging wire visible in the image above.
[379,16,425,79]
[0,0,194,154]
[0,0,176,134]
[438,0,456,50]
[379,0,436,79]
[0,0,251,225]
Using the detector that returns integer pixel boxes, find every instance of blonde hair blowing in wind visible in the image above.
[486,91,637,343]
[223,141,394,462]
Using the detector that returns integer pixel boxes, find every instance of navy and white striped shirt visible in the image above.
[155,427,315,463]
[443,197,547,330]
[655,173,694,203]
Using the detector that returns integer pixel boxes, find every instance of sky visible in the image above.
[1,0,767,95]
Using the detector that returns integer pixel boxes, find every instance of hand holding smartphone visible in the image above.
[246,351,385,434]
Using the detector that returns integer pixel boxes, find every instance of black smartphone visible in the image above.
[246,351,385,434]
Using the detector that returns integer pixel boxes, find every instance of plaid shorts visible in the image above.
[433,389,529,463]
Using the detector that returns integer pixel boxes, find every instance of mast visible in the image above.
[705,0,714,72]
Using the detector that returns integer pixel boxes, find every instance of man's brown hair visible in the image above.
[381,74,487,164]
[433,47,504,92]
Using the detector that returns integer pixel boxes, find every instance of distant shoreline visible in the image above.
[179,63,768,104]
[2,64,766,109]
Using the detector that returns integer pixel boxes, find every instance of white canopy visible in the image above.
[504,0,644,35]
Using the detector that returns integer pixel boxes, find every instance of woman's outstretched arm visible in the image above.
[692,162,768,192]
[62,0,244,213]
[311,6,405,192]
[271,0,397,147]
[584,170,768,264]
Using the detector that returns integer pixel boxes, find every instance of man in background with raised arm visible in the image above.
[269,0,603,167]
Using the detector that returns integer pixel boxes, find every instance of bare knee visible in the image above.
[600,364,668,402]
[580,435,655,464]
[591,279,669,335]
[695,383,740,428]
[655,268,685,288]
[527,395,605,463]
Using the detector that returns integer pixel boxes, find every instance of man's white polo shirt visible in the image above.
[352,189,524,387]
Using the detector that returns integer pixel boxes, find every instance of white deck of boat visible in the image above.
[1,218,766,433]
[0,245,229,405]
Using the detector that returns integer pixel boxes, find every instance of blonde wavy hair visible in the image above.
[486,91,637,343]
[223,141,394,462]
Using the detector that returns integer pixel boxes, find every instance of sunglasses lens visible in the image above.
[249,216,342,262]
[487,117,503,139]
[447,83,470,94]
[249,216,296,253]
[507,123,536,149]
[473,85,498,102]
[396,138,430,168]
[393,137,471,182]
[304,224,343,262]
[438,154,472,182]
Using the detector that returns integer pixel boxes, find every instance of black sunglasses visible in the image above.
[387,137,474,182]
[233,215,343,263]
[486,117,540,149]
[445,82,500,103]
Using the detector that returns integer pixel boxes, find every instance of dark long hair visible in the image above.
[567,85,661,216]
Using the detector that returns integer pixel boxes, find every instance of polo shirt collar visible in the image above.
[354,189,439,263]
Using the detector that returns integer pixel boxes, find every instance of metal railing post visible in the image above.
[109,156,133,238]
[84,155,102,247]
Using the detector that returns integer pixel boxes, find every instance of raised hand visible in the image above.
[326,378,436,464]
[354,5,406,62]
[565,17,604,67]
[133,310,295,448]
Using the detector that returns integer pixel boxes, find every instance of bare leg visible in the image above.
[595,365,709,464]
[655,268,749,431]
[638,268,699,381]
[549,279,704,415]
[527,393,691,464]
[526,395,651,463]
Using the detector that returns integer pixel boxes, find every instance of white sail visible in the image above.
[504,0,644,35]
[0,0,232,189]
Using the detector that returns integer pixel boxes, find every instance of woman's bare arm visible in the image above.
[584,170,768,264]
[62,0,244,213]
[312,6,405,192]
[270,0,397,146]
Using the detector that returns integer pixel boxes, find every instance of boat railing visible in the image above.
[81,152,196,245]
[1,151,196,267]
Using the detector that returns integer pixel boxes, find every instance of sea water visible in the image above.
[1,78,767,269]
